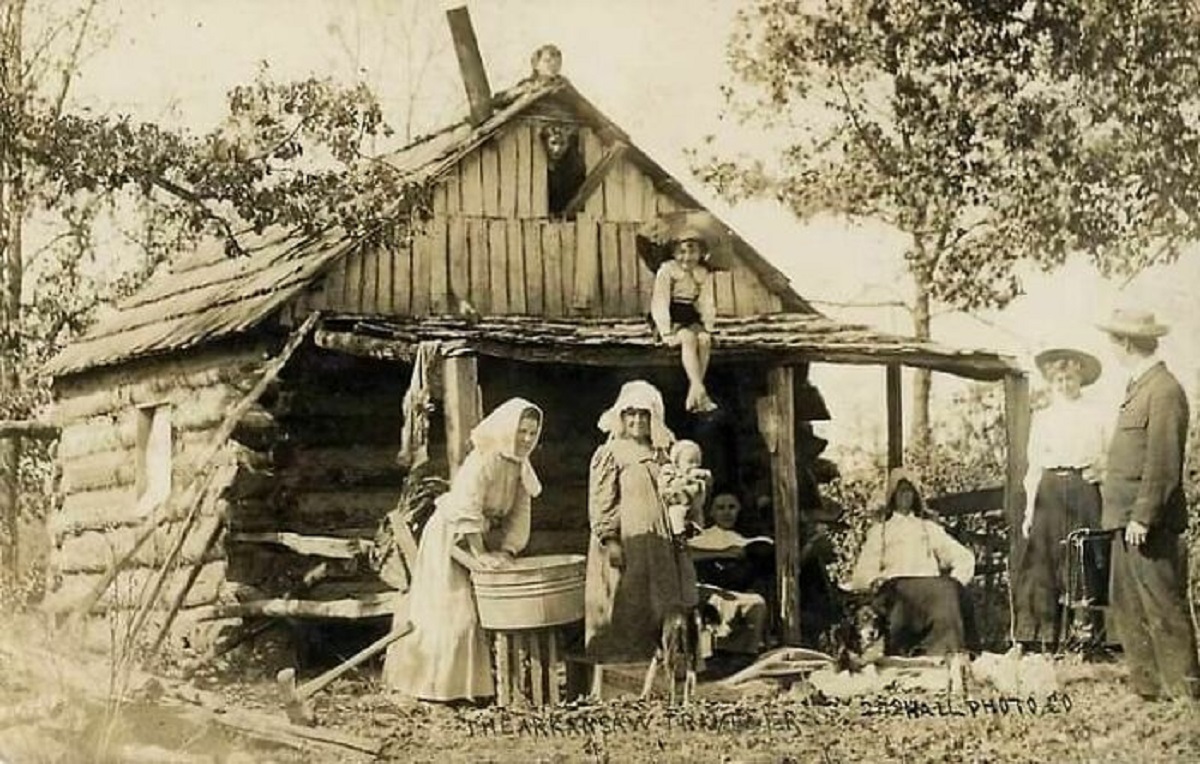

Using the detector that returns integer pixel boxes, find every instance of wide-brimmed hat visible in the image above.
[1096,308,1170,339]
[1034,348,1101,387]
[635,209,734,272]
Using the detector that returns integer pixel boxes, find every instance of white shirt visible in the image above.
[848,514,975,591]
[1025,395,1110,472]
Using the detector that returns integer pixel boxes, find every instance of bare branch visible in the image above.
[51,0,100,119]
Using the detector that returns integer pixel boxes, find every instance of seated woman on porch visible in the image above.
[383,398,543,704]
[689,492,771,655]
[846,468,976,657]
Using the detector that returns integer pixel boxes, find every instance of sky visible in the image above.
[46,0,1200,456]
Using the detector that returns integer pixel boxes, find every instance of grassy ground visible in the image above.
[1,611,1197,763]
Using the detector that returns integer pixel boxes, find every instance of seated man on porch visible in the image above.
[846,469,976,657]
[689,493,771,655]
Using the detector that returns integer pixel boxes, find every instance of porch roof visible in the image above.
[312,312,1020,381]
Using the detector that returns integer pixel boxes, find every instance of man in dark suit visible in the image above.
[1098,308,1199,700]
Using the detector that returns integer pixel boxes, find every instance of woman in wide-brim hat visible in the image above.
[1013,344,1110,651]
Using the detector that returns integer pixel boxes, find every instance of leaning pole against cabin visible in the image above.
[68,312,323,650]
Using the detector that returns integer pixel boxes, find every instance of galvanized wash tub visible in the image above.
[471,554,586,630]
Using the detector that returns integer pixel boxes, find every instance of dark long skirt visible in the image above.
[874,577,969,656]
[1013,469,1103,644]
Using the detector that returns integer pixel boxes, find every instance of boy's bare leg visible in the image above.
[696,332,716,411]
[679,329,706,411]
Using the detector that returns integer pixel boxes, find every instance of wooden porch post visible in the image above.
[444,353,482,478]
[766,365,802,645]
[885,364,903,469]
[1003,372,1031,551]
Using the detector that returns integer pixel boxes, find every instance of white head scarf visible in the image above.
[469,397,544,497]
[596,380,674,449]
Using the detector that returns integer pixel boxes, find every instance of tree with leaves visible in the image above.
[0,1,425,581]
[697,0,1200,448]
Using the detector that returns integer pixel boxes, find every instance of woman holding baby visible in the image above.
[584,380,700,663]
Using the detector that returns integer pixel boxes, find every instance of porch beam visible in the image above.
[1003,372,1031,553]
[443,353,482,478]
[885,364,903,469]
[766,365,802,645]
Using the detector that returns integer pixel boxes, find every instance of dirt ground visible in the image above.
[3,628,1197,764]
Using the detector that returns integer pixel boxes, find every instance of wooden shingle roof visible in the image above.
[314,314,1021,382]
[43,230,357,376]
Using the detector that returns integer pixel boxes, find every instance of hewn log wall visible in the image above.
[288,118,782,322]
[46,340,275,651]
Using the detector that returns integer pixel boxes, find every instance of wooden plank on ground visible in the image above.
[489,219,509,314]
[572,218,598,312]
[481,140,501,218]
[542,222,563,317]
[449,216,469,311]
[429,218,450,314]
[600,222,622,314]
[524,219,544,315]
[468,218,491,314]
[507,220,527,314]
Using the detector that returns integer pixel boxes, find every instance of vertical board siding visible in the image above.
[344,245,365,312]
[488,220,509,314]
[444,170,461,215]
[499,130,518,219]
[507,220,527,314]
[622,161,644,222]
[461,151,484,216]
[524,220,544,315]
[531,129,549,218]
[448,216,469,312]
[572,218,598,312]
[362,243,380,314]
[515,123,533,218]
[558,221,575,318]
[467,217,491,314]
[714,270,736,316]
[599,222,622,314]
[481,140,501,218]
[583,127,606,218]
[377,241,394,314]
[618,224,644,316]
[411,227,431,315]
[543,221,564,317]
[393,239,412,315]
[429,219,450,313]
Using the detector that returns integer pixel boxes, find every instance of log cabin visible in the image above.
[39,30,1030,664]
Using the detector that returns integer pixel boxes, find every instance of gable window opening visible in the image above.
[540,122,585,220]
[136,403,173,517]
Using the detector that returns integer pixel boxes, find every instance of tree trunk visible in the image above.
[910,280,932,454]
[0,0,26,581]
